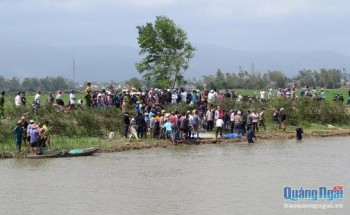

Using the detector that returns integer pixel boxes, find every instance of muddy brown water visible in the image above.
[0,137,349,215]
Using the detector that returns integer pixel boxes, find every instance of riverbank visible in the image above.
[99,128,350,153]
[2,127,350,159]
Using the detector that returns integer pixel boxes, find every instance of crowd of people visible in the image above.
[4,83,349,149]
[2,84,348,116]
[13,116,50,154]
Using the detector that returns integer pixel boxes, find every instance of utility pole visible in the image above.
[73,59,76,85]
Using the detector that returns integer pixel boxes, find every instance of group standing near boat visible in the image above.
[13,116,49,155]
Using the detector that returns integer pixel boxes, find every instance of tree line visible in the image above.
[199,68,348,90]
[0,76,75,93]
[1,67,348,94]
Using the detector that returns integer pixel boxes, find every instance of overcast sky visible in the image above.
[1,0,349,56]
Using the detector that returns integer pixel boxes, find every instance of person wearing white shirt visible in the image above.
[260,90,266,100]
[215,117,224,139]
[56,91,62,101]
[181,91,187,103]
[15,92,22,107]
[56,90,64,106]
[268,88,274,99]
[250,110,259,133]
[213,90,219,99]
[230,110,235,133]
[34,91,41,105]
[206,109,214,131]
[208,90,215,104]
[69,90,76,109]
[171,92,178,105]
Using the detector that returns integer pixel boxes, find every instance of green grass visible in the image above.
[0,136,101,152]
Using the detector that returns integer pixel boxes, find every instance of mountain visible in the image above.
[0,41,141,82]
[0,41,349,82]
[190,44,350,77]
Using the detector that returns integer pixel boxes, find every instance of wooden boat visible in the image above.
[26,147,98,159]
[26,151,66,159]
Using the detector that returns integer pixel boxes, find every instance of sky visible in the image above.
[1,0,350,56]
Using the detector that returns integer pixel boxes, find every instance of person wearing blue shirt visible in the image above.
[13,120,23,153]
[162,120,175,144]
[247,126,256,143]
[191,90,198,106]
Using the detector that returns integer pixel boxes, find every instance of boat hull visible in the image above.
[26,147,98,159]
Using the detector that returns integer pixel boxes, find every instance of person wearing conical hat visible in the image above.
[30,124,40,155]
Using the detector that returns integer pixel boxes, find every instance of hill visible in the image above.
[0,41,349,81]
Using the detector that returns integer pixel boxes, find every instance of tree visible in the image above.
[136,16,195,89]
[296,69,315,87]
[125,77,143,90]
[268,70,286,88]
[8,77,21,92]
[202,75,216,90]
[225,73,238,89]
[215,69,226,89]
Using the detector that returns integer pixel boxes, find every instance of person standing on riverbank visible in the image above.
[13,120,23,153]
[206,108,214,131]
[162,119,175,144]
[30,124,40,155]
[280,108,287,132]
[234,111,243,135]
[259,108,267,132]
[296,126,303,140]
[273,109,280,131]
[123,112,130,138]
[20,116,28,143]
[136,112,146,138]
[251,110,259,133]
[128,118,139,141]
[0,91,5,118]
[182,114,190,140]
[215,117,224,139]
[38,123,47,154]
[247,126,256,143]
[192,110,200,138]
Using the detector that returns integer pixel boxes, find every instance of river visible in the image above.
[0,136,349,215]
